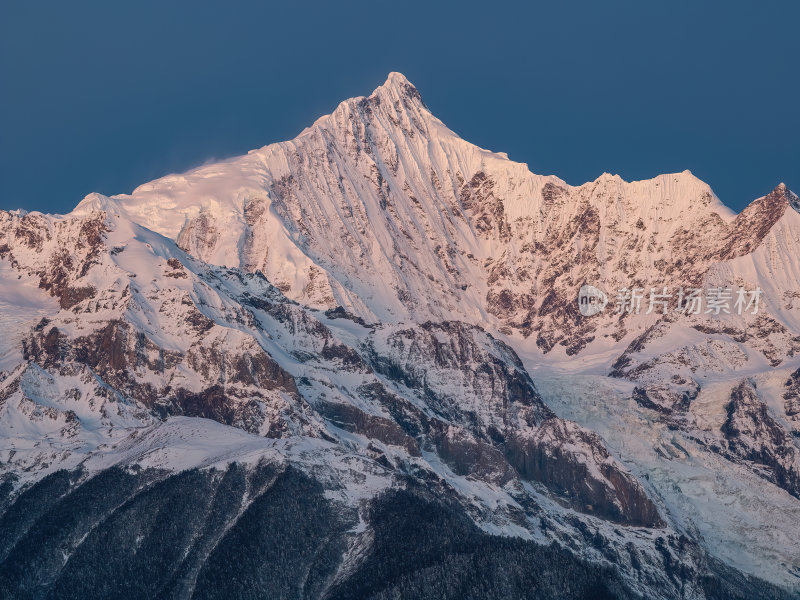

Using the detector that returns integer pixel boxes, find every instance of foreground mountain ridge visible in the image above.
[1,73,799,598]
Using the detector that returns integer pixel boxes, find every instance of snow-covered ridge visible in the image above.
[68,73,795,360]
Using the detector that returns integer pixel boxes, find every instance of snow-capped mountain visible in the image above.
[2,73,799,599]
[73,74,800,352]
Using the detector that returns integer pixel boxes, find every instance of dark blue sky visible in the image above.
[1,1,797,214]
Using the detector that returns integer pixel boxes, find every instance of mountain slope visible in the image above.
[0,206,788,598]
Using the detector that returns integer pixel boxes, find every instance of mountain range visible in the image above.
[1,73,799,599]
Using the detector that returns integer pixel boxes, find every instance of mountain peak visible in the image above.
[772,182,788,196]
[72,192,121,217]
[384,71,412,87]
[369,71,424,105]
[764,182,799,207]
[722,182,800,256]
[772,182,798,201]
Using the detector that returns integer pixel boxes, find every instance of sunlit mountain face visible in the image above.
[1,74,798,600]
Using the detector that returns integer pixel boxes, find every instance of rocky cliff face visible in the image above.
[717,379,800,499]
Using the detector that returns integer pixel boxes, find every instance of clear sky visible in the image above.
[1,0,797,214]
